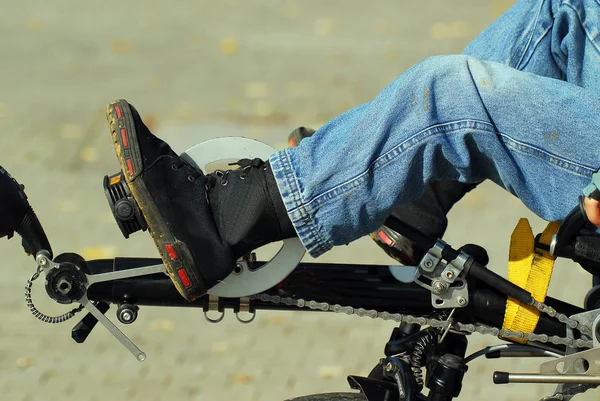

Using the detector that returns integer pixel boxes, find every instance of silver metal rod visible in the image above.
[507,374,600,384]
[80,295,146,362]
[87,264,166,285]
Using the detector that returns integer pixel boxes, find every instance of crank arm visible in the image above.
[75,264,167,361]
[79,294,146,362]
[87,264,167,285]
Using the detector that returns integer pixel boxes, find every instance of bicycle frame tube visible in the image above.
[83,257,581,340]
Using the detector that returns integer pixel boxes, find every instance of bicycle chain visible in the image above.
[542,384,599,401]
[252,293,593,348]
[251,293,595,400]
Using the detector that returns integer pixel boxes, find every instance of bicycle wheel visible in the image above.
[285,392,366,401]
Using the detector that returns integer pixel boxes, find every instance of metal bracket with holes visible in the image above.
[540,348,600,376]
[494,309,600,392]
[566,310,600,351]
[413,240,470,309]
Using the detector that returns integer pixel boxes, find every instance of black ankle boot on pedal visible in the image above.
[105,100,295,301]
[206,158,296,258]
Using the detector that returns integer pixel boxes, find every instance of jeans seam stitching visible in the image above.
[302,119,494,209]
[281,150,331,255]
[497,133,595,177]
[302,119,595,210]
[518,23,554,70]
[512,0,546,69]
[283,150,302,208]
[562,2,600,57]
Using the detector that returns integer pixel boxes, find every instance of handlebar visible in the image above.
[0,165,52,258]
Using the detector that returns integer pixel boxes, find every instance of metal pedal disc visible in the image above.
[181,137,306,298]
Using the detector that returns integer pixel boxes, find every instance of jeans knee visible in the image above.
[418,54,473,74]
[401,54,490,107]
[413,54,481,87]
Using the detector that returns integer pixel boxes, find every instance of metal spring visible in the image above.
[24,268,83,324]
[410,330,437,390]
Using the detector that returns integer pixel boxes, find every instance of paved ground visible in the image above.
[0,1,597,400]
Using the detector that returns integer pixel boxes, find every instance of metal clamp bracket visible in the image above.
[413,240,470,309]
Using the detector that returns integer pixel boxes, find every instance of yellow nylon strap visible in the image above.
[502,219,560,343]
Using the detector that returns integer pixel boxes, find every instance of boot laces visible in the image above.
[170,160,205,184]
[207,158,268,188]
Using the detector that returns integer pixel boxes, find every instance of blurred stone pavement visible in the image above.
[0,1,597,400]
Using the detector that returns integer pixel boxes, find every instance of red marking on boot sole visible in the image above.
[126,159,134,176]
[177,269,191,288]
[376,230,394,246]
[165,244,177,260]
[115,105,122,119]
[120,129,128,147]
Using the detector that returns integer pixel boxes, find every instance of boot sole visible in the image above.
[105,99,203,301]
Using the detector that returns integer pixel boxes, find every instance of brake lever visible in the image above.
[0,165,53,258]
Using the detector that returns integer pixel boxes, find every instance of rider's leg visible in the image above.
[106,1,600,298]
[107,54,599,298]
[377,0,600,254]
[288,127,476,265]
[270,54,600,257]
[464,0,600,88]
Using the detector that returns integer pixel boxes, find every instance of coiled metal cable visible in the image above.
[25,266,83,324]
[410,330,437,390]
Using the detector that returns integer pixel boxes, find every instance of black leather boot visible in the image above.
[206,158,296,258]
[105,100,294,301]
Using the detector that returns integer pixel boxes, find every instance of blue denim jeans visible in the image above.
[270,0,600,257]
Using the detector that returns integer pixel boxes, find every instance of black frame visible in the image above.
[49,201,600,401]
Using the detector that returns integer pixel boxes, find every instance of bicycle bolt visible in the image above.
[445,271,454,279]
[120,311,133,322]
[384,362,394,372]
[424,259,434,268]
[457,297,467,306]
[432,281,446,294]
[56,278,72,295]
